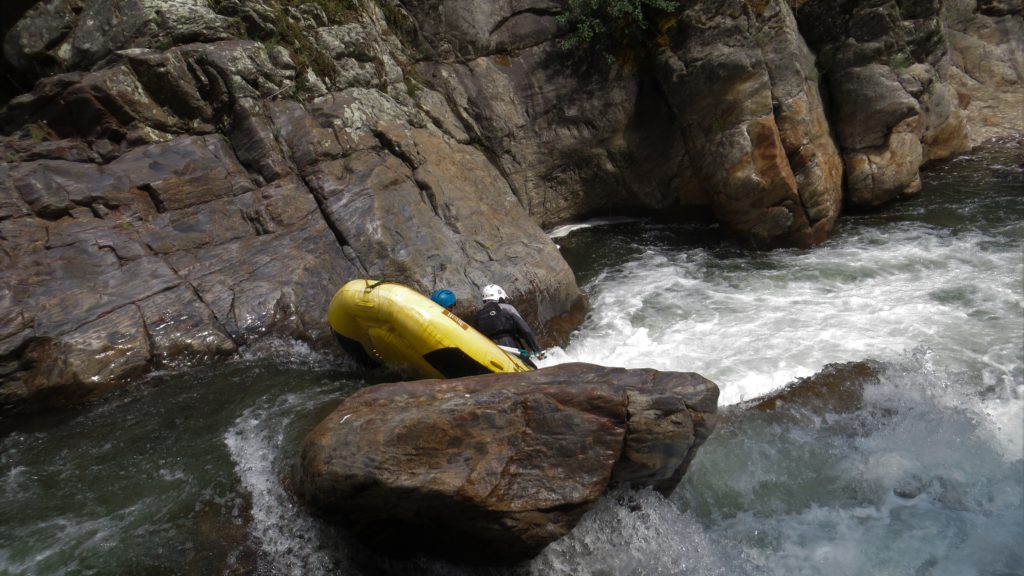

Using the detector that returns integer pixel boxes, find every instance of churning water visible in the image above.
[1,147,1021,575]
[537,146,1024,576]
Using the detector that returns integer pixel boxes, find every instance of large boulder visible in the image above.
[296,362,719,563]
[656,0,844,247]
[795,0,974,208]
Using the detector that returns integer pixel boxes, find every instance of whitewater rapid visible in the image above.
[537,217,1023,453]
[528,150,1023,575]
[543,222,1019,397]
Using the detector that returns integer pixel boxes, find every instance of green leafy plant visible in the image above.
[270,5,346,95]
[380,0,418,47]
[26,122,55,143]
[889,51,915,70]
[557,0,678,62]
[209,0,359,98]
[404,75,421,99]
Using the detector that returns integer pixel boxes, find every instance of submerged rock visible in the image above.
[746,361,882,414]
[296,362,719,564]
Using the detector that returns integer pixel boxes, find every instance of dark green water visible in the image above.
[1,353,365,575]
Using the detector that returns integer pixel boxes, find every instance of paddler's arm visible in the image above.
[505,305,541,353]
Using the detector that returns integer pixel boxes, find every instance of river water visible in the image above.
[1,147,1021,575]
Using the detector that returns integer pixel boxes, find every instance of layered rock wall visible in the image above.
[0,1,581,406]
[1,0,1019,405]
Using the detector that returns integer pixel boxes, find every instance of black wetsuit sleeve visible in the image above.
[505,305,541,352]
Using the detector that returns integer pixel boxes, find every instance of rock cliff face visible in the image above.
[656,0,844,246]
[795,0,970,206]
[942,0,1024,145]
[406,0,845,247]
[0,1,581,406]
[1,0,1020,406]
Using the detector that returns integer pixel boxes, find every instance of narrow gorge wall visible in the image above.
[0,0,1020,407]
[402,0,1019,241]
[0,0,583,406]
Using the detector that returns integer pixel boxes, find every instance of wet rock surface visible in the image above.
[0,3,581,407]
[296,362,719,563]
[656,0,844,247]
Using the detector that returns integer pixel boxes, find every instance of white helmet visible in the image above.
[481,284,508,303]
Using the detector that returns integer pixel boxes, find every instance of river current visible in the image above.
[1,147,1021,575]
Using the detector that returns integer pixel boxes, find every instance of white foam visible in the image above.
[2,505,149,575]
[984,383,1024,459]
[531,487,746,575]
[547,217,647,239]
[224,392,346,576]
[555,225,1022,416]
[667,348,1023,575]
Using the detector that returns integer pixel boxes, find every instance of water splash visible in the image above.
[532,486,751,575]
[224,391,350,576]
[548,217,648,239]
[675,351,1024,576]
[537,149,1023,575]
[551,219,1022,408]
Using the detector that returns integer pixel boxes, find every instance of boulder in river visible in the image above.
[296,362,719,564]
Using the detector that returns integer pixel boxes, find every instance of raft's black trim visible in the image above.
[422,347,492,378]
[333,331,380,368]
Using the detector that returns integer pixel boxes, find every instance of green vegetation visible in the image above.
[403,75,421,100]
[380,1,418,48]
[208,0,360,97]
[271,1,359,95]
[889,51,915,70]
[272,11,336,93]
[556,0,679,62]
[279,0,357,23]
[25,122,55,143]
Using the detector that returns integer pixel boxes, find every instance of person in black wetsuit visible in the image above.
[473,284,544,361]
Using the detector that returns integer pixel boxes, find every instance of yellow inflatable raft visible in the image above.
[327,279,534,379]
